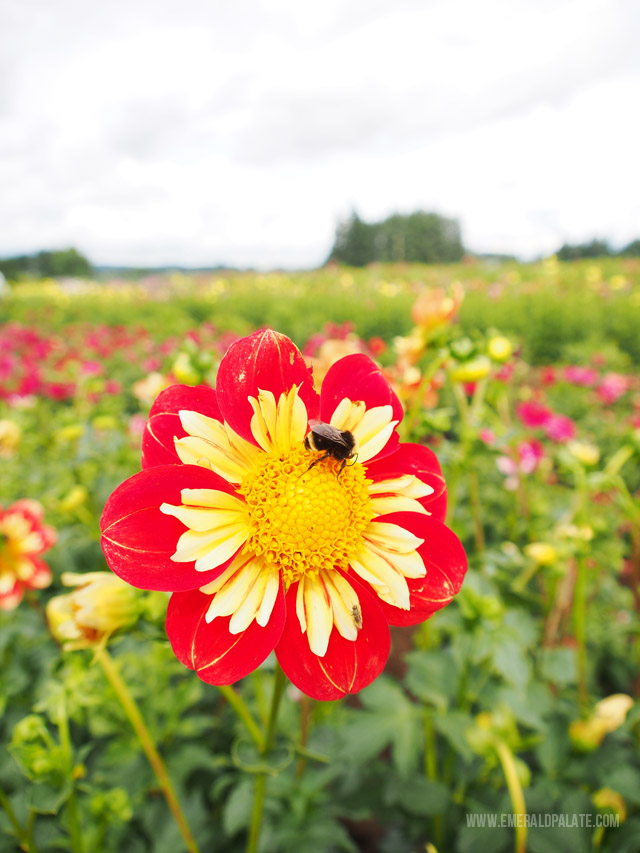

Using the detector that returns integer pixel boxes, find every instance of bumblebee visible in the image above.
[304,421,358,474]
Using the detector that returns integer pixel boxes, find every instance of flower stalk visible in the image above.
[56,696,83,853]
[0,789,39,853]
[217,684,264,750]
[247,665,288,853]
[94,647,199,853]
[494,739,527,853]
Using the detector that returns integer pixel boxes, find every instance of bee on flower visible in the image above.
[101,330,466,700]
[0,500,56,610]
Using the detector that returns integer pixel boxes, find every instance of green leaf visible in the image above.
[27,779,73,814]
[384,776,450,816]
[539,648,576,686]
[493,637,531,690]
[222,777,254,836]
[404,649,460,710]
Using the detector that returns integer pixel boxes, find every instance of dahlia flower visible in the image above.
[101,330,466,700]
[0,500,56,610]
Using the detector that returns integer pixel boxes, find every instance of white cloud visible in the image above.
[0,0,639,266]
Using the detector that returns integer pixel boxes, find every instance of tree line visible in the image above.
[327,211,465,266]
[0,248,92,280]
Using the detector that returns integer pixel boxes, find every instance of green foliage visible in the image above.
[2,259,640,852]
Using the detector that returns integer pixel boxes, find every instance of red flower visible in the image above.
[0,500,56,610]
[101,331,466,700]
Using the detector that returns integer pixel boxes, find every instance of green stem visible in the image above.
[95,648,199,853]
[296,696,312,779]
[56,697,83,853]
[494,739,527,853]
[424,713,443,846]
[0,789,39,853]
[401,350,447,440]
[217,685,264,750]
[574,557,588,710]
[451,382,484,552]
[247,665,288,853]
[467,464,485,553]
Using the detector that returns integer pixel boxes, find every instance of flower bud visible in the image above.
[592,788,627,822]
[524,542,557,566]
[59,485,89,513]
[172,352,200,385]
[47,572,141,648]
[449,356,491,384]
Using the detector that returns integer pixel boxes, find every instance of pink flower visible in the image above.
[518,439,544,473]
[597,373,629,405]
[543,414,576,443]
[517,401,552,428]
[564,366,598,387]
[479,428,496,446]
[540,367,556,386]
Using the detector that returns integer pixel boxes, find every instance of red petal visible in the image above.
[215,330,319,443]
[100,465,240,591]
[320,353,404,425]
[367,511,466,626]
[142,384,221,469]
[275,574,390,701]
[366,443,447,521]
[166,584,286,685]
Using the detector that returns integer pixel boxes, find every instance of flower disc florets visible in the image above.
[239,446,373,585]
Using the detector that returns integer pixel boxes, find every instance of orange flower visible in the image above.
[411,281,464,332]
[0,500,56,610]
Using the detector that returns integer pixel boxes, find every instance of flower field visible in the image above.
[1,259,640,853]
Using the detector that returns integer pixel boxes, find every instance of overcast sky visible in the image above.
[1,0,639,268]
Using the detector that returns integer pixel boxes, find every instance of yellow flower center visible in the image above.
[238,446,373,586]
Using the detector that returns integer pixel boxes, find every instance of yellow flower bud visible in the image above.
[487,335,513,363]
[91,415,118,431]
[593,694,634,730]
[172,353,200,385]
[569,717,611,752]
[59,485,89,513]
[592,788,627,822]
[567,441,600,467]
[569,694,634,752]
[55,424,85,442]
[449,356,491,384]
[524,542,558,566]
[47,572,140,648]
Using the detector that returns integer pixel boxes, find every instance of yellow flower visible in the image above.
[487,335,513,363]
[568,441,600,467]
[46,572,141,649]
[0,420,21,458]
[524,543,557,566]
